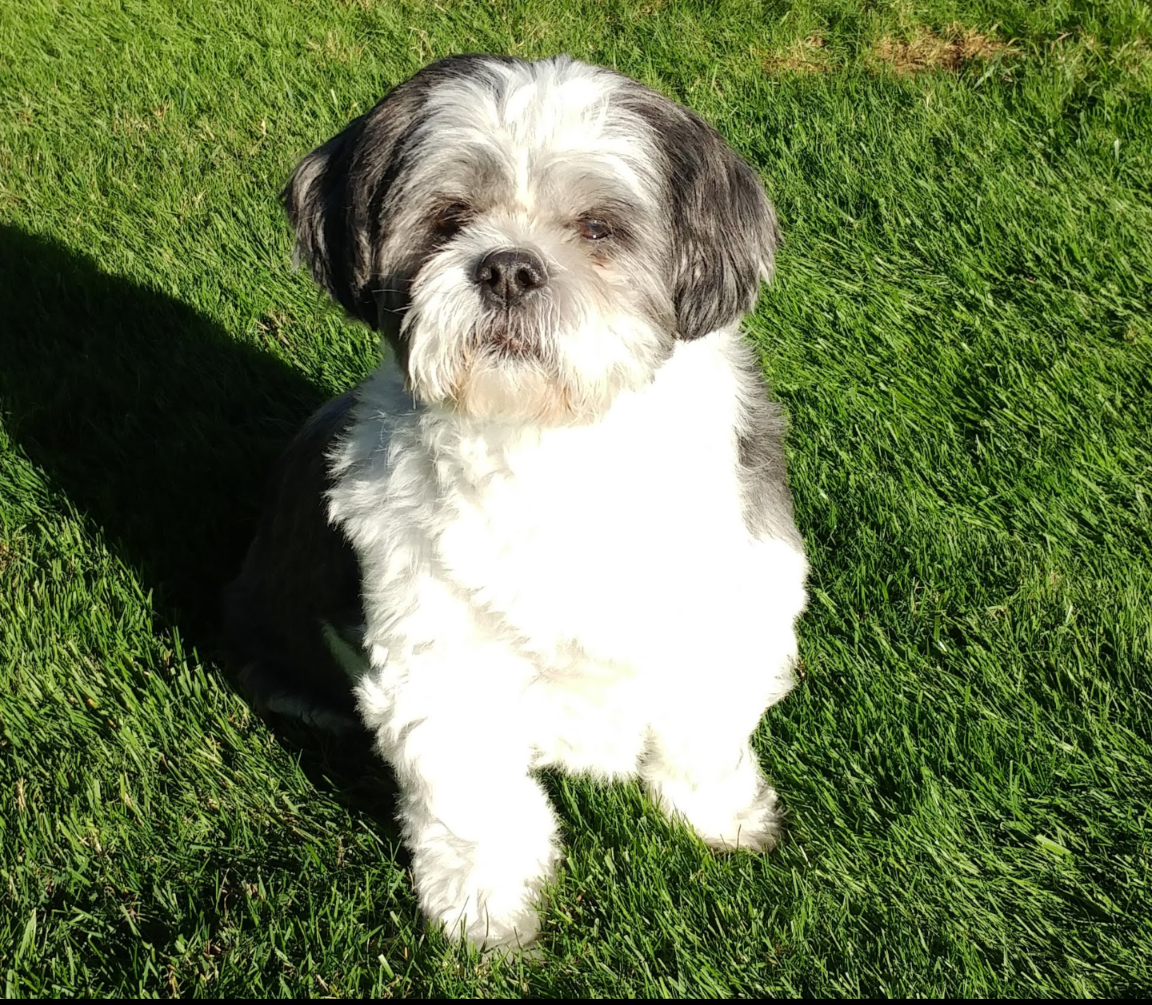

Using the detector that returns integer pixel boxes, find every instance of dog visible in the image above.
[225,53,808,949]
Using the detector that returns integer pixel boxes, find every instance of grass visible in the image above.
[1,0,1150,996]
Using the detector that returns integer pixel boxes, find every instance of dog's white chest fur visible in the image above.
[427,337,747,650]
[332,332,801,682]
[329,330,805,815]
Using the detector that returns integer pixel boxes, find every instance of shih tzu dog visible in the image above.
[226,53,808,949]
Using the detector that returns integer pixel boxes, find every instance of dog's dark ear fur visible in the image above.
[282,117,378,325]
[282,55,511,328]
[625,88,780,340]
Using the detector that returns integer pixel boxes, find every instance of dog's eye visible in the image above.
[434,203,471,237]
[577,218,613,241]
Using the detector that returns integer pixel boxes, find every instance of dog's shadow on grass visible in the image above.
[0,224,399,826]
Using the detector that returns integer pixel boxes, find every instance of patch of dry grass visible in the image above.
[763,34,831,75]
[871,24,1017,75]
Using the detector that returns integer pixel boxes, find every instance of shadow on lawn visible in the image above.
[0,224,398,819]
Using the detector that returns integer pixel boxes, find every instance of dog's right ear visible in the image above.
[282,116,377,326]
[283,55,516,329]
[281,73,435,327]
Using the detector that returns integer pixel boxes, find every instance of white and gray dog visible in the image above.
[227,53,808,949]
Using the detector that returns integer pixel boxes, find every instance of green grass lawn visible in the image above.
[2,0,1150,996]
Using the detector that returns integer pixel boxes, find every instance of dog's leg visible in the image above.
[356,645,560,949]
[639,628,797,852]
[641,718,782,852]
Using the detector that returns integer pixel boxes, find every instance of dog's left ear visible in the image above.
[627,89,781,340]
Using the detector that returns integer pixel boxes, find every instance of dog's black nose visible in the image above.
[474,249,546,307]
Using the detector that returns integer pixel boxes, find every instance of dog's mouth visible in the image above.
[478,314,541,360]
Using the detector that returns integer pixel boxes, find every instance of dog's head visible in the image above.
[284,54,779,424]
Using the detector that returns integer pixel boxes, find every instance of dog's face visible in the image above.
[284,55,779,424]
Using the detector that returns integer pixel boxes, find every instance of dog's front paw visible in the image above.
[429,882,543,950]
[649,774,781,852]
[642,738,784,852]
[411,823,560,950]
